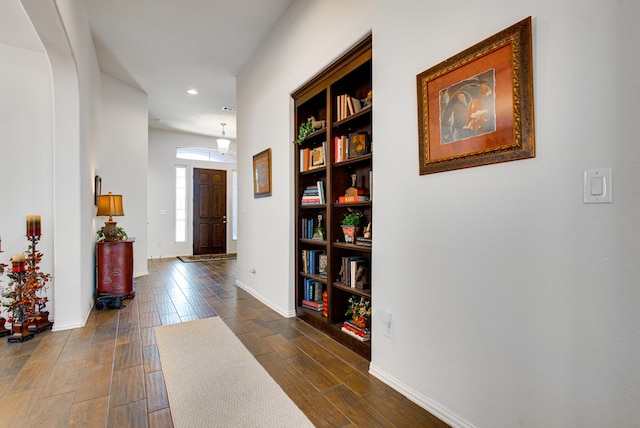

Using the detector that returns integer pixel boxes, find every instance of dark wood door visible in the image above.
[193,168,226,255]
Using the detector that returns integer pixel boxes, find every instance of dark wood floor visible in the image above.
[0,257,448,427]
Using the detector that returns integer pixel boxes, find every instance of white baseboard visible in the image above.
[369,363,476,428]
[235,279,296,318]
[51,299,94,332]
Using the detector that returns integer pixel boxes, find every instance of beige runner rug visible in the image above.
[154,317,313,428]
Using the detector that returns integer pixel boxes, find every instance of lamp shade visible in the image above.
[217,138,230,154]
[96,192,124,219]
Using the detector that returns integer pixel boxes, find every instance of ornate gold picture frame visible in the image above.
[417,17,535,174]
[253,148,272,198]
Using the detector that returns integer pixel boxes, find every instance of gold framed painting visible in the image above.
[253,148,272,198]
[417,17,535,174]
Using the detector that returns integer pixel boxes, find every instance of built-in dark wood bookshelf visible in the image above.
[292,34,373,360]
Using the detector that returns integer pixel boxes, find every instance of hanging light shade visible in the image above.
[217,122,230,154]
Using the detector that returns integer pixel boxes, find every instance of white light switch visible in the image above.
[584,168,612,203]
[590,177,604,196]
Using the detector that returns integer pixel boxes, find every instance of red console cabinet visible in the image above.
[96,239,135,298]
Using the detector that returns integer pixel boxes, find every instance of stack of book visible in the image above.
[355,237,372,247]
[341,319,370,341]
[300,181,325,206]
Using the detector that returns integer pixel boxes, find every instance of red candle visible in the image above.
[12,254,25,273]
[26,215,41,236]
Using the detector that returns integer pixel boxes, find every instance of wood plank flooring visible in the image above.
[0,257,448,427]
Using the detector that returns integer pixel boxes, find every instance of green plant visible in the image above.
[341,210,363,226]
[296,117,314,144]
[96,226,128,241]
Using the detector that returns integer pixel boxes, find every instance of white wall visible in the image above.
[0,42,54,319]
[148,129,237,259]
[236,0,372,317]
[17,0,101,329]
[238,0,640,427]
[99,73,149,277]
[369,1,640,427]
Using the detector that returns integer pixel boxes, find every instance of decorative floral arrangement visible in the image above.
[345,295,371,329]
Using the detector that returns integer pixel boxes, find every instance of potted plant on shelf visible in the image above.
[341,210,363,243]
[96,226,128,242]
[296,117,314,144]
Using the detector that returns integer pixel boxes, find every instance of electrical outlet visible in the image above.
[381,310,394,338]
[385,319,394,338]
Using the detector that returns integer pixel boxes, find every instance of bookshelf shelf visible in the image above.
[299,238,327,246]
[333,282,371,298]
[293,34,372,360]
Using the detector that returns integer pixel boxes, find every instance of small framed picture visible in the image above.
[348,132,368,158]
[253,148,272,198]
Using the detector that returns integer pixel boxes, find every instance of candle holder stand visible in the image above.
[1,232,52,343]
[25,235,53,334]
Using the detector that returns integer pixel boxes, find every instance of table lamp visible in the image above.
[96,192,125,241]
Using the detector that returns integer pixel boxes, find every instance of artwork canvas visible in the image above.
[253,148,272,198]
[417,17,535,174]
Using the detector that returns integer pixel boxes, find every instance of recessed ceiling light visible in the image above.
[186,88,198,95]
[221,106,236,112]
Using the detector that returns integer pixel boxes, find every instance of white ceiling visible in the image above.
[2,0,294,140]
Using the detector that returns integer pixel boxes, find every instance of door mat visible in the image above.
[177,253,237,262]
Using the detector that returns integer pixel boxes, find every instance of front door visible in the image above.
[193,168,226,255]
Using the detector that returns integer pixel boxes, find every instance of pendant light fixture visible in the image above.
[217,123,230,154]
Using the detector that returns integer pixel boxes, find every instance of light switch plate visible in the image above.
[583,168,612,203]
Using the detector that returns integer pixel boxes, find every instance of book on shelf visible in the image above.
[299,142,326,172]
[350,258,368,290]
[302,299,323,311]
[301,250,325,275]
[339,256,366,288]
[301,184,322,205]
[341,324,370,341]
[303,277,323,302]
[333,133,369,162]
[336,94,363,121]
[343,319,370,336]
[334,135,348,163]
[318,253,327,277]
[338,195,369,203]
[311,144,326,168]
[316,180,326,204]
[355,237,372,247]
